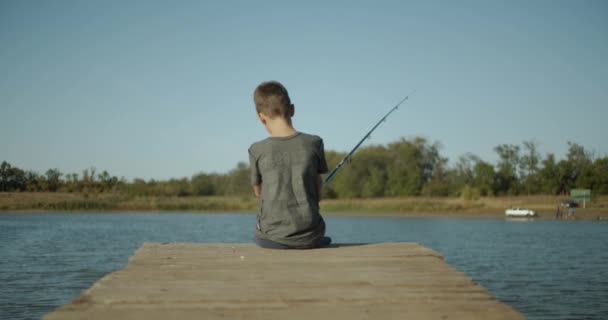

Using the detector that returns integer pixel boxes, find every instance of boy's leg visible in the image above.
[318,236,332,247]
[297,236,332,249]
[254,236,332,249]
[254,236,291,249]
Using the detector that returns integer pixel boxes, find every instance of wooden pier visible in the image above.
[45,243,523,319]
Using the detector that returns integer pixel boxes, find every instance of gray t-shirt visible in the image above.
[248,132,329,247]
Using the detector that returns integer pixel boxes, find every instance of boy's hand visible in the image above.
[253,184,261,197]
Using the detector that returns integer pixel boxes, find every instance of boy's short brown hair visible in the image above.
[253,81,292,118]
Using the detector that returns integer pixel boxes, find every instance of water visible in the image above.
[1,213,607,320]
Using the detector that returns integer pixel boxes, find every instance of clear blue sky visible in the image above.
[1,0,607,180]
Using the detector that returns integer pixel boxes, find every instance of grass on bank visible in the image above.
[0,192,257,212]
[1,192,607,219]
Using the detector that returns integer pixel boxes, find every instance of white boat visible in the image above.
[505,207,537,217]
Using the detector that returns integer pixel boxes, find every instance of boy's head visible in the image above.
[253,81,293,119]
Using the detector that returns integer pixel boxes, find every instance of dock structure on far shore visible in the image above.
[45,243,523,320]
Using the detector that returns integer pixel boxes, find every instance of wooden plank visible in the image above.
[45,243,523,320]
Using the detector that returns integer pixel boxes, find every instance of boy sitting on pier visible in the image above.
[248,81,332,249]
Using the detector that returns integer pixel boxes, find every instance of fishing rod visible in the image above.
[323,91,415,187]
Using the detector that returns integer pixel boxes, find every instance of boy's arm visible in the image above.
[253,184,261,197]
[316,138,328,202]
[317,175,323,201]
[249,147,262,198]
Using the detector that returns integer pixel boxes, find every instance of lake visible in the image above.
[1,213,607,320]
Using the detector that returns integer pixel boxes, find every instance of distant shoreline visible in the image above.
[1,192,606,220]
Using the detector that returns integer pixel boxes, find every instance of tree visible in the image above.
[98,170,111,188]
[520,140,540,194]
[557,160,574,195]
[385,138,425,196]
[0,161,27,191]
[224,162,251,196]
[63,173,79,192]
[592,157,608,194]
[494,144,520,195]
[81,168,91,192]
[417,140,449,197]
[45,168,63,192]
[0,161,10,191]
[539,154,560,194]
[420,140,445,185]
[326,137,442,198]
[565,142,593,189]
[449,153,481,196]
[129,178,148,196]
[321,150,346,199]
[192,173,216,196]
[98,170,119,192]
[328,145,390,198]
[421,156,450,197]
[24,171,40,191]
[355,146,390,198]
[166,177,192,197]
[473,160,496,196]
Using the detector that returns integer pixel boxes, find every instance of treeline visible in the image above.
[1,137,607,198]
[0,161,251,197]
[324,138,608,198]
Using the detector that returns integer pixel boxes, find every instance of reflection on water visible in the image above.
[1,213,607,320]
[504,217,537,222]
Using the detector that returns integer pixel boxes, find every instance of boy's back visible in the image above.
[249,131,328,247]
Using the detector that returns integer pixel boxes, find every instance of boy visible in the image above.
[248,81,332,249]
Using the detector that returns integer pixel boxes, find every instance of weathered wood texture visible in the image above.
[45,243,523,319]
